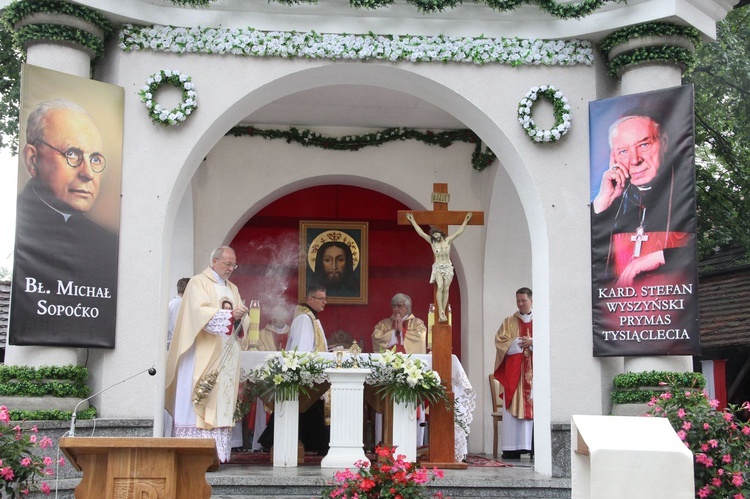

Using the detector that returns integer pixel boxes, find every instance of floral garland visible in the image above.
[165,0,620,18]
[119,24,594,67]
[139,70,197,126]
[517,84,571,143]
[227,125,497,171]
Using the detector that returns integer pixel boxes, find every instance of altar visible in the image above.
[240,351,476,461]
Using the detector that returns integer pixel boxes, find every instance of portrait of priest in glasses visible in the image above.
[10,99,119,348]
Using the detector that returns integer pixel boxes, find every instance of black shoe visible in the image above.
[501,451,521,460]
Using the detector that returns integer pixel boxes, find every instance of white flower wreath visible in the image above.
[139,69,197,126]
[517,84,572,143]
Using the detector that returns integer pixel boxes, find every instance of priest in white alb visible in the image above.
[165,246,249,463]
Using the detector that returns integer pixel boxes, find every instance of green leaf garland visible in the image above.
[14,24,106,59]
[227,125,497,171]
[600,22,700,79]
[2,0,113,38]
[608,46,695,78]
[599,21,701,53]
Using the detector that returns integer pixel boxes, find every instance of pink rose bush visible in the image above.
[0,405,61,498]
[321,446,447,498]
[647,387,749,498]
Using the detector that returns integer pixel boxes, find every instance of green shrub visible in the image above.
[612,371,706,405]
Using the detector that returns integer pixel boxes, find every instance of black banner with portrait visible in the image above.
[9,65,124,348]
[589,85,700,357]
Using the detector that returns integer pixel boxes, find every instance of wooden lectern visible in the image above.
[59,437,219,499]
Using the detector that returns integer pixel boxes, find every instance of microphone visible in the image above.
[69,366,157,437]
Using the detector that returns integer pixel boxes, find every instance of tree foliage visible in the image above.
[686,4,750,259]
[0,20,23,154]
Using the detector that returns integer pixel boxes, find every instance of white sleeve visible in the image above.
[168,298,181,335]
[386,331,398,348]
[506,337,523,355]
[287,314,315,351]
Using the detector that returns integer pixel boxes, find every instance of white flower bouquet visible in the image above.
[247,349,331,403]
[360,349,447,406]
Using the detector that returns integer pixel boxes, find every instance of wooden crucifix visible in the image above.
[397,183,484,468]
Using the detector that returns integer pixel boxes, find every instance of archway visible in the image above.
[163,62,547,464]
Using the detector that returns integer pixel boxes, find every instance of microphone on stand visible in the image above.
[69,366,157,437]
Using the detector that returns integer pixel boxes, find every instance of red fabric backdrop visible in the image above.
[229,185,462,357]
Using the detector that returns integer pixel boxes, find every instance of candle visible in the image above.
[248,300,261,342]
[427,303,435,350]
[448,304,452,326]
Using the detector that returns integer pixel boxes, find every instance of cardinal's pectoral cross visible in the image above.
[396,183,484,468]
[631,226,649,258]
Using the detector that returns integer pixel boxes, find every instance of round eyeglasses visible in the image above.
[37,140,107,173]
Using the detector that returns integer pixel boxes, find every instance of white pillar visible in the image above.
[392,399,418,462]
[25,43,91,78]
[321,368,371,469]
[273,394,300,467]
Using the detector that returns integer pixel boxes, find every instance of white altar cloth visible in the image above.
[240,352,475,461]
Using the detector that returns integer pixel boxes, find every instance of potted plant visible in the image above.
[320,445,446,498]
[647,384,749,498]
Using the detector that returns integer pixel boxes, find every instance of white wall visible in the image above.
[55,40,603,473]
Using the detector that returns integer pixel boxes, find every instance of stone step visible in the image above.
[47,473,571,498]
[206,474,571,498]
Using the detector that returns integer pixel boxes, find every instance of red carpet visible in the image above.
[227,451,511,468]
[463,455,513,467]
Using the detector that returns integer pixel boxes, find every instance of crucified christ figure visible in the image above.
[405,211,473,322]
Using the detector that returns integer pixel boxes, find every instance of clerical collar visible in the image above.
[32,183,72,222]
[267,324,288,334]
[635,185,652,192]
[302,303,319,319]
[210,268,226,285]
